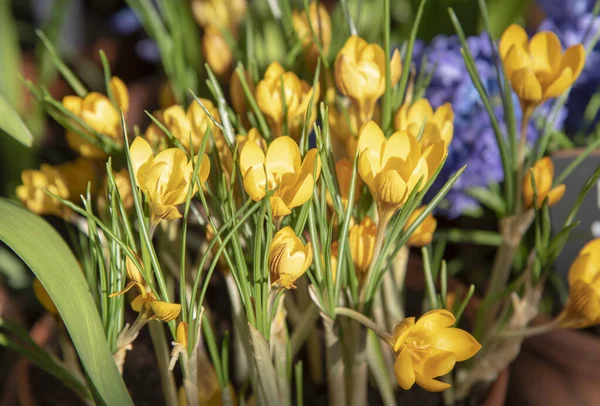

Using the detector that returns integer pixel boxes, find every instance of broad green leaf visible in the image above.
[249,323,281,406]
[0,95,33,147]
[0,198,133,406]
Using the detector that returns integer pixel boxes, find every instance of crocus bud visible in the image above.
[268,226,312,289]
[522,157,565,208]
[404,206,437,247]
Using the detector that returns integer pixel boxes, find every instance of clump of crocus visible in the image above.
[268,226,313,289]
[162,99,221,154]
[394,99,454,149]
[391,310,481,392]
[348,216,377,281]
[404,207,437,247]
[334,36,401,125]
[558,239,600,328]
[239,136,320,218]
[357,121,446,223]
[292,2,332,70]
[202,25,233,77]
[16,164,70,218]
[522,157,565,209]
[129,137,210,223]
[255,62,320,138]
[63,77,129,158]
[499,24,585,115]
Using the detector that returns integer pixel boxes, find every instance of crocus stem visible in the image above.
[514,108,532,214]
[334,307,392,345]
[359,213,391,310]
[148,321,178,406]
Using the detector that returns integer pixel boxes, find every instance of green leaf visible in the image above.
[248,323,281,406]
[0,95,33,147]
[0,198,133,406]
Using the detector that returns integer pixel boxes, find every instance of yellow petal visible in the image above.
[499,24,529,60]
[130,137,154,184]
[109,77,130,114]
[374,170,408,209]
[419,348,456,377]
[425,328,481,362]
[243,165,267,201]
[392,317,415,351]
[543,68,574,99]
[412,309,456,336]
[301,148,321,179]
[131,294,146,312]
[580,238,600,264]
[390,48,402,87]
[568,253,595,287]
[528,31,562,73]
[265,136,301,177]
[149,202,182,220]
[510,68,543,104]
[407,157,429,193]
[394,349,416,390]
[356,121,385,156]
[422,140,447,176]
[414,374,451,392]
[239,141,266,176]
[382,130,419,168]
[544,184,565,207]
[559,44,585,84]
[279,173,315,209]
[63,95,83,115]
[150,301,182,322]
[358,149,380,191]
[270,196,292,217]
[176,321,188,348]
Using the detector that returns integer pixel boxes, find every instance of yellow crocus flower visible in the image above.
[404,206,437,247]
[176,321,188,349]
[129,137,210,222]
[394,99,454,149]
[334,36,401,125]
[348,216,377,279]
[292,2,332,70]
[559,239,600,328]
[357,121,446,222]
[268,226,313,289]
[163,99,221,154]
[230,69,254,119]
[239,136,320,217]
[522,157,565,208]
[63,77,129,158]
[192,0,246,34]
[392,310,481,392]
[202,25,233,77]
[16,164,70,217]
[255,62,320,138]
[56,157,98,199]
[499,24,585,114]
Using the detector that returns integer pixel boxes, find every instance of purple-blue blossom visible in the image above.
[417,33,566,218]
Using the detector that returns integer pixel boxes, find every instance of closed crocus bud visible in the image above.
[404,206,437,247]
[392,310,481,392]
[357,121,446,222]
[326,159,362,209]
[394,99,454,149]
[202,25,233,77]
[192,0,246,34]
[129,137,210,222]
[16,164,70,217]
[56,157,98,199]
[559,239,600,328]
[348,216,377,279]
[163,100,220,154]
[268,226,313,289]
[239,136,321,218]
[230,69,254,117]
[176,321,188,349]
[334,36,401,125]
[292,2,332,70]
[126,253,145,286]
[499,24,585,114]
[522,157,565,208]
[33,278,59,315]
[255,62,320,138]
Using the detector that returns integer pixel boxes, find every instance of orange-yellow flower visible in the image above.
[394,99,454,149]
[192,0,246,34]
[129,137,210,222]
[202,25,233,77]
[392,310,481,392]
[63,77,129,158]
[404,206,437,247]
[334,36,401,124]
[292,2,332,70]
[327,158,362,209]
[255,62,320,138]
[522,157,565,208]
[559,239,600,328]
[16,164,70,217]
[268,226,313,289]
[162,99,221,153]
[357,121,446,222]
[499,24,585,112]
[348,216,377,279]
[239,136,320,217]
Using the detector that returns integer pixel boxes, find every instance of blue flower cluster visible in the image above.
[537,0,600,133]
[415,34,566,218]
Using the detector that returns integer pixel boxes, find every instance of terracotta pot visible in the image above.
[507,327,600,405]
